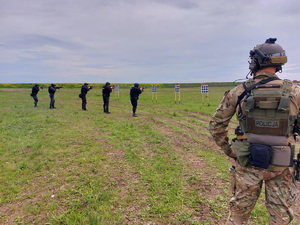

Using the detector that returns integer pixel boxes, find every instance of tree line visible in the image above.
[0,82,241,89]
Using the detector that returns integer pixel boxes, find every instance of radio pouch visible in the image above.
[30,93,33,97]
[249,143,272,169]
[79,94,82,98]
[231,140,250,167]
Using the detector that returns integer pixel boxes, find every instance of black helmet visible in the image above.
[51,83,56,87]
[106,82,110,86]
[84,83,88,85]
[35,84,39,87]
[134,83,139,87]
[249,38,287,75]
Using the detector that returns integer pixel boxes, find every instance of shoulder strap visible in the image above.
[236,76,280,117]
[237,76,280,107]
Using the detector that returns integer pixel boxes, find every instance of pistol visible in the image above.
[235,126,247,140]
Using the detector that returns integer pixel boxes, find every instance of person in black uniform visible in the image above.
[130,83,144,117]
[80,83,93,111]
[48,84,62,109]
[102,82,112,113]
[31,84,42,107]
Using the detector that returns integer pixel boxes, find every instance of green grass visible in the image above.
[0,86,298,224]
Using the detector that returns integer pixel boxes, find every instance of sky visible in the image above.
[1,0,300,83]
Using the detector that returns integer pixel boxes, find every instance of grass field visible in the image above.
[0,87,299,224]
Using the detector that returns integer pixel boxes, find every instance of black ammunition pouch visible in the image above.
[30,93,34,97]
[79,94,82,98]
[249,143,272,169]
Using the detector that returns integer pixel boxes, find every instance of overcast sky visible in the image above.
[1,0,300,83]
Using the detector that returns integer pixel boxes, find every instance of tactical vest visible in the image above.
[238,78,295,137]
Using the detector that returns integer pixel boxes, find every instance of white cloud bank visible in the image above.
[1,0,300,83]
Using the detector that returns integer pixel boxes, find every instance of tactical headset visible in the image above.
[248,38,287,76]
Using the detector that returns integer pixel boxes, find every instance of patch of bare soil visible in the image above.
[23,147,34,154]
[0,175,69,224]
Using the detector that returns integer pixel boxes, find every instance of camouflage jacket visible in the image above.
[208,71,300,156]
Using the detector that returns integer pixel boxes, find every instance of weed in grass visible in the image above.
[177,212,193,223]
[186,175,197,182]
[18,161,27,171]
[13,216,25,225]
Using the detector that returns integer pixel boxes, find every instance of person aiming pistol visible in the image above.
[48,83,62,109]
[102,82,114,114]
[130,83,145,117]
[79,83,93,111]
[30,84,43,107]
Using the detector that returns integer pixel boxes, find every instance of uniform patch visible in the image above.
[255,120,279,128]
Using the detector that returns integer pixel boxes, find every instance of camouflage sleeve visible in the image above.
[208,88,238,155]
[295,85,300,127]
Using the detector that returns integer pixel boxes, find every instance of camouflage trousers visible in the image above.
[226,163,298,225]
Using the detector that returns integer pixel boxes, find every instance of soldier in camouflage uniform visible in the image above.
[209,38,299,224]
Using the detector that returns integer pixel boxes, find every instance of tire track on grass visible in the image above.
[110,103,229,223]
[133,112,230,224]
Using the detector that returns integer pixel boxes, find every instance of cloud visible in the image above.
[1,0,300,83]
